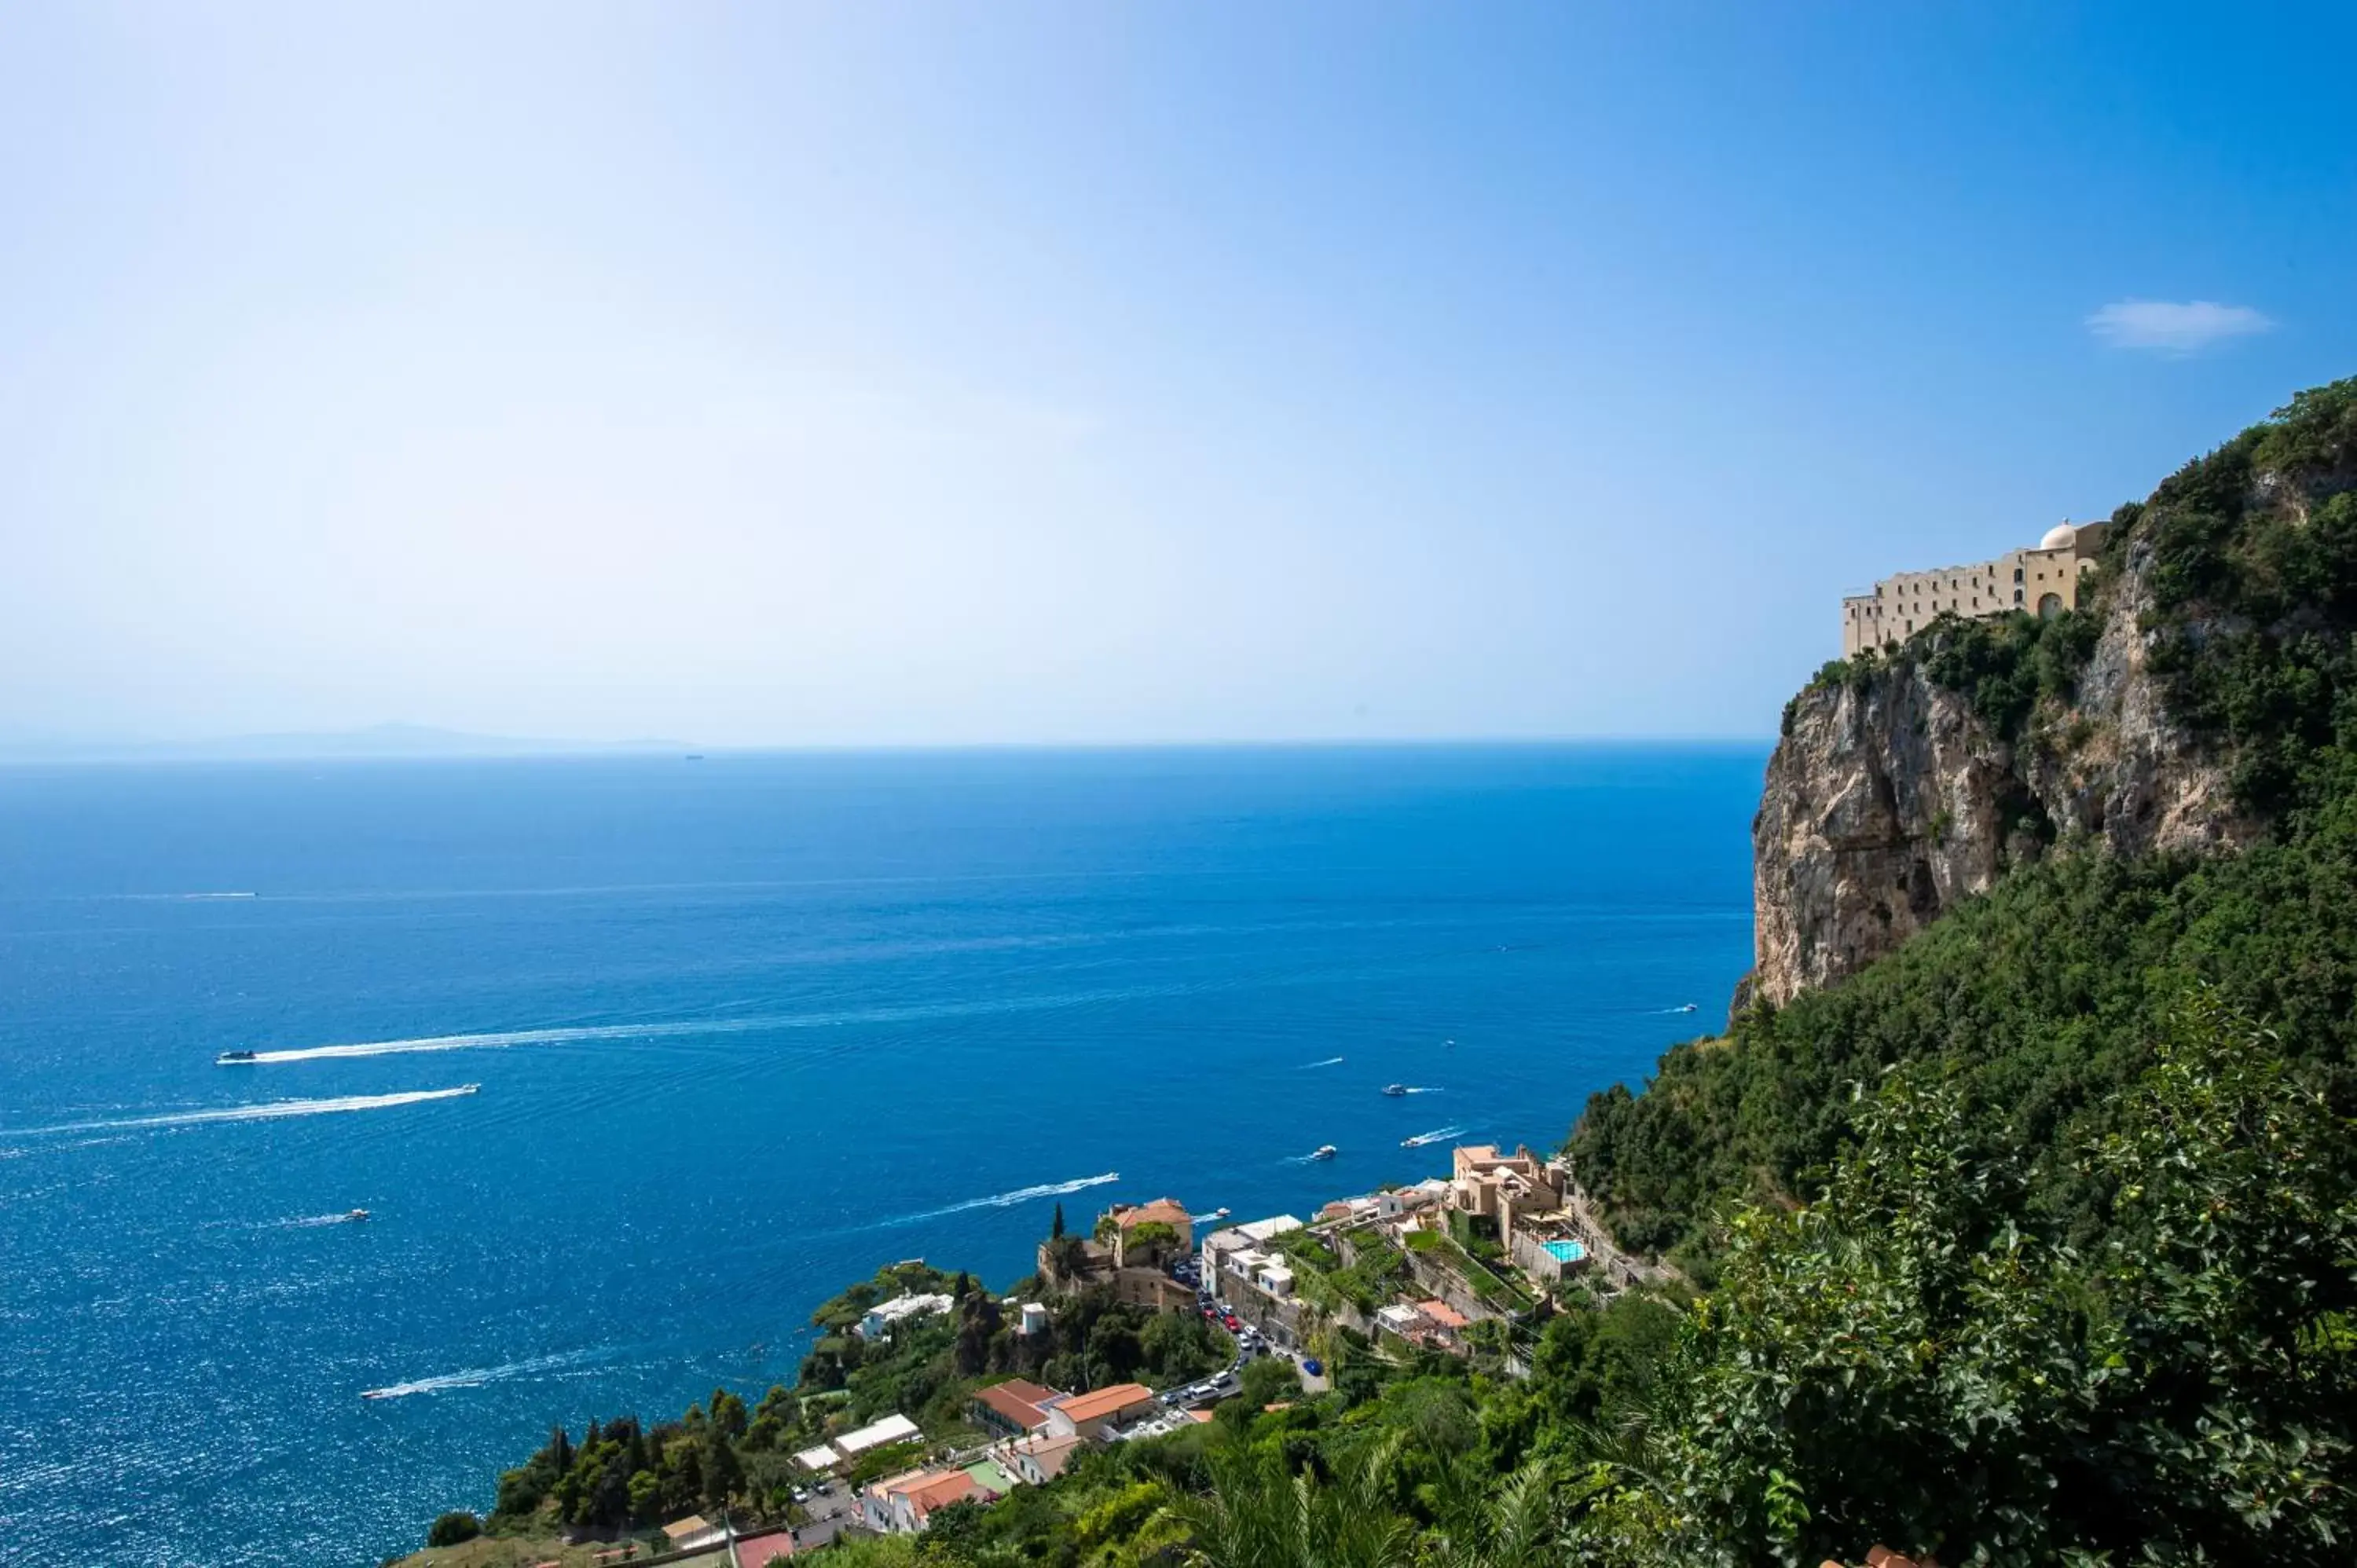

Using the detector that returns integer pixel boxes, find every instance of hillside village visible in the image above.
[415,1140,1645,1568]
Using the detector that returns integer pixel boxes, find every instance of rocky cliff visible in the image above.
[1749,530,2253,1008]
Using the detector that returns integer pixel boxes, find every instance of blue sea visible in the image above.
[0,745,1762,1566]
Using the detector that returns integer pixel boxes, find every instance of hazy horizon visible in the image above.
[6,3,2352,747]
[0,720,1780,760]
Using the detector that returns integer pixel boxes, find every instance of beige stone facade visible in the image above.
[1841,520,2108,658]
[1447,1145,1563,1249]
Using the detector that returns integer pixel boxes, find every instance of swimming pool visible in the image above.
[1543,1239,1587,1263]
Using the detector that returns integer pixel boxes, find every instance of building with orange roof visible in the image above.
[861,1465,985,1535]
[997,1429,1087,1485]
[1417,1297,1469,1329]
[732,1529,795,1567]
[971,1377,1066,1436]
[1042,1382,1158,1441]
[1105,1198,1193,1267]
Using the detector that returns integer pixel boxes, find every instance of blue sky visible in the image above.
[3,2,2352,746]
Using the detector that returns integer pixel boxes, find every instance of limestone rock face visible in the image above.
[1750,535,2250,1009]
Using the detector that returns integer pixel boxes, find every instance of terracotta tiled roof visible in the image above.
[973,1379,1062,1429]
[735,1530,795,1566]
[865,1466,931,1498]
[1417,1298,1469,1328]
[1007,1431,1085,1479]
[905,1469,978,1519]
[1113,1199,1190,1228]
[1053,1382,1156,1422]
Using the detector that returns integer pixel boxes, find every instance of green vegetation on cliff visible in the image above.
[1575,377,2357,1269]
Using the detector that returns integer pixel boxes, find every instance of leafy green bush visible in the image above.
[1578,1001,2357,1563]
[2133,377,2357,816]
[423,1511,481,1548]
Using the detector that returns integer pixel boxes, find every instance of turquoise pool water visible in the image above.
[1544,1239,1588,1262]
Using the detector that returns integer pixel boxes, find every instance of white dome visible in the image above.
[2040,522,2077,551]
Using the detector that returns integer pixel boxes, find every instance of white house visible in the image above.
[834,1412,922,1456]
[857,1292,954,1339]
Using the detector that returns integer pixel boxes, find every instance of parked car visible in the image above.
[1222,1314,1241,1331]
[1302,1357,1324,1376]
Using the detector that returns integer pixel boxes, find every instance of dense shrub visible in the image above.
[423,1511,481,1548]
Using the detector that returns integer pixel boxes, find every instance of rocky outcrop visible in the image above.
[1749,535,2251,1009]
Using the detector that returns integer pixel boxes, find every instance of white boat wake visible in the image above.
[230,1018,781,1063]
[1400,1125,1465,1148]
[890,1171,1119,1225]
[361,1349,603,1401]
[222,989,1176,1064]
[5,1086,479,1137]
[1298,1056,1345,1068]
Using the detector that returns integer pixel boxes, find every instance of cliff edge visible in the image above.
[1750,510,2263,1008]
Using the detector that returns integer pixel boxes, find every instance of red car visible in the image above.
[1222,1315,1241,1332]
[1200,1306,1218,1321]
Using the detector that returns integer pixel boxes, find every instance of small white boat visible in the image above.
[346,1208,371,1222]
[1381,1083,1409,1097]
[1308,1145,1337,1161]
[216,1050,258,1064]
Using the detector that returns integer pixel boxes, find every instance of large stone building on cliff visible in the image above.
[1840,519,2107,657]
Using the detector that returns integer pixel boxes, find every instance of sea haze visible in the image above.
[0,745,1762,1566]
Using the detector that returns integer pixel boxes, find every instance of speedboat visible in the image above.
[1381,1083,1408,1097]
[346,1208,371,1222]
[456,1083,480,1094]
[217,1050,258,1064]
[1309,1145,1337,1161]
